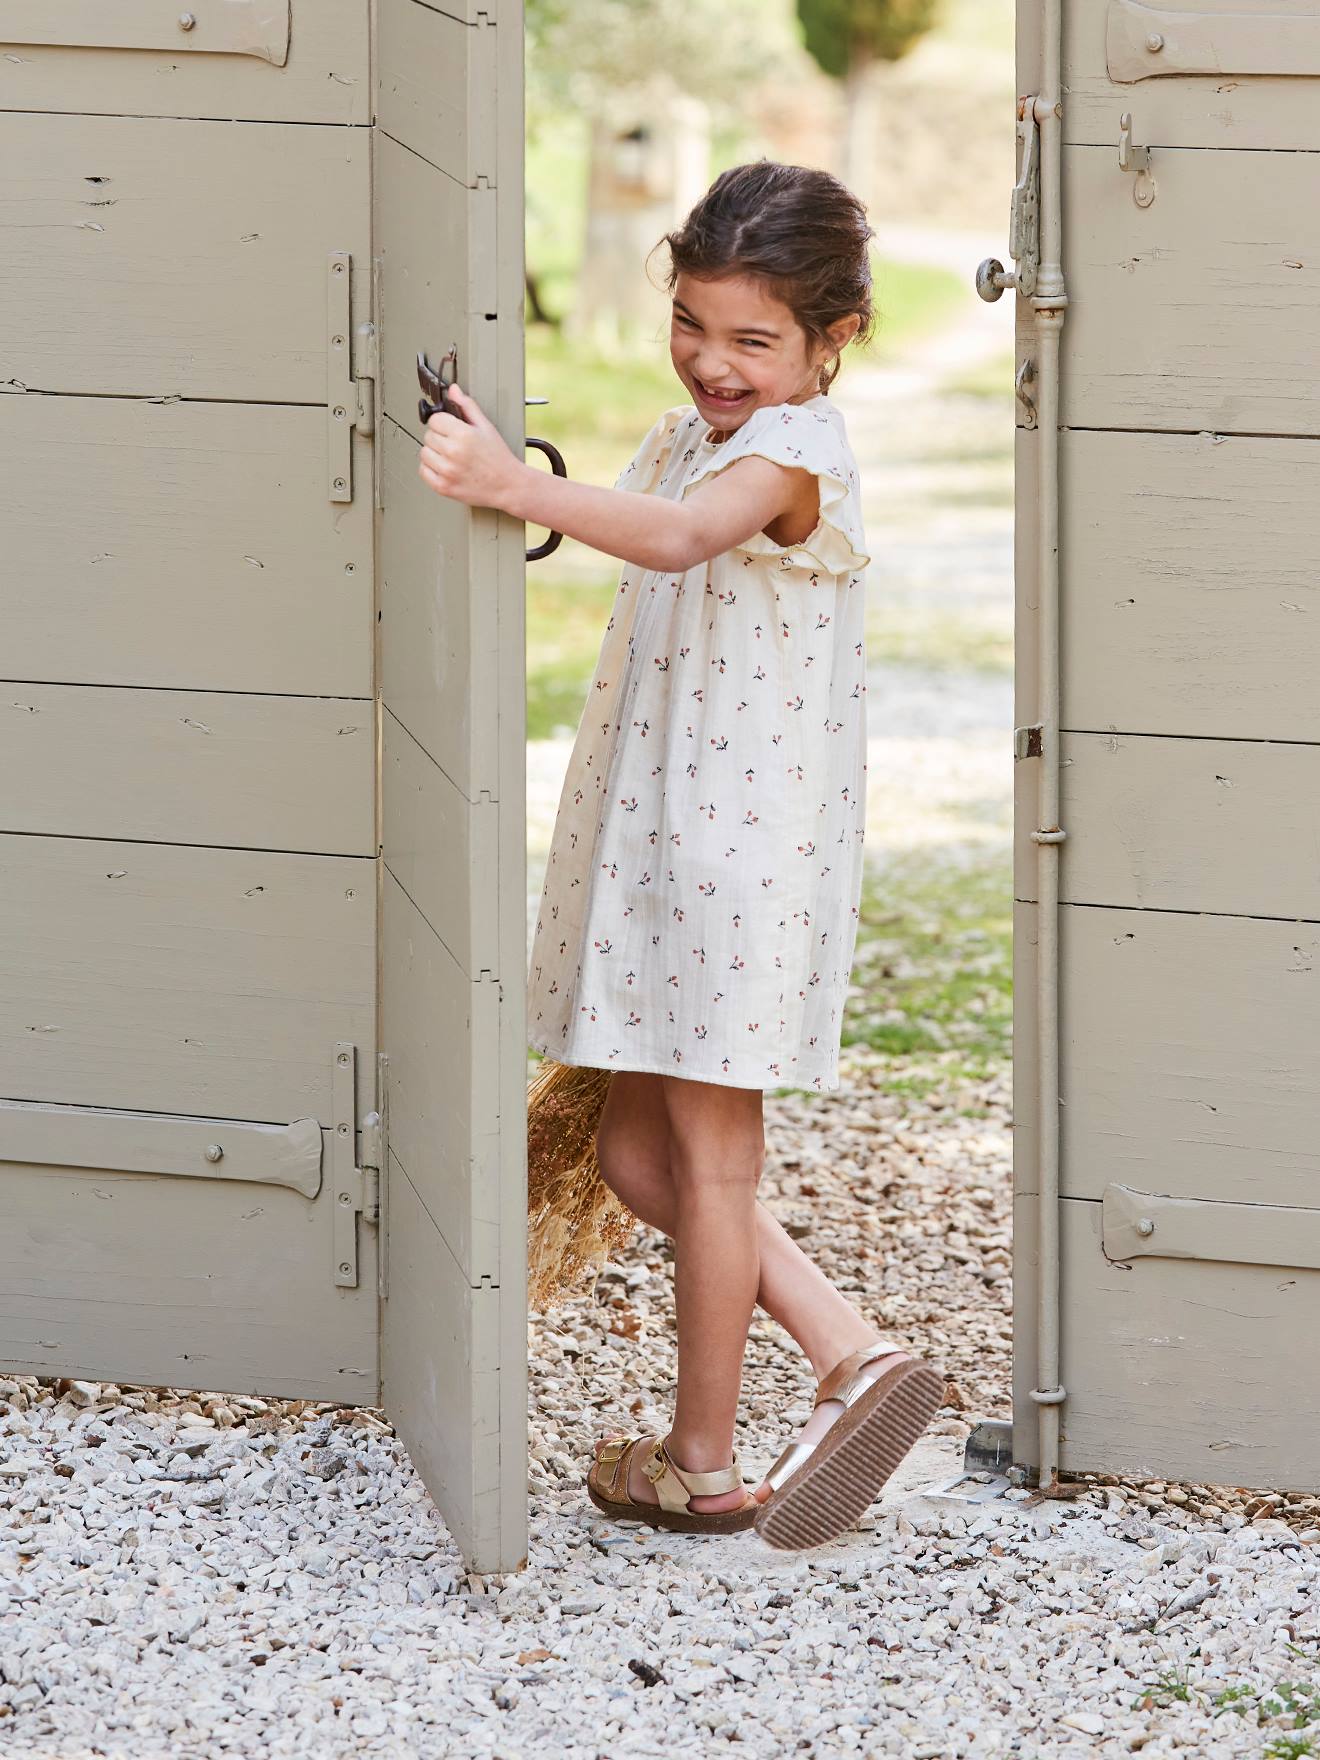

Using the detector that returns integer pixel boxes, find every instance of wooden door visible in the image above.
[0,0,528,1571]
[374,0,529,1574]
[1013,0,1320,1492]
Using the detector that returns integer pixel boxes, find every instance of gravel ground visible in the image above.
[3,1051,1318,1758]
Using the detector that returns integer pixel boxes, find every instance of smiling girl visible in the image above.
[419,159,946,1551]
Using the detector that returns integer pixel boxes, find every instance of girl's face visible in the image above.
[668,271,854,435]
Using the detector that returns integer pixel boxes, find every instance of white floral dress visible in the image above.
[526,393,871,1093]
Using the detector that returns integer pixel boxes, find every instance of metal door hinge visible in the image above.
[1014,723,1044,760]
[332,1042,384,1288]
[327,253,376,504]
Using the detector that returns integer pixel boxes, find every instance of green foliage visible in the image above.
[841,851,1013,1088]
[797,0,942,79]
[1135,1661,1320,1757]
[939,349,1016,402]
[526,0,802,129]
[1134,1667,1196,1710]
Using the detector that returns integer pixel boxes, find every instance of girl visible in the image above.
[419,160,946,1550]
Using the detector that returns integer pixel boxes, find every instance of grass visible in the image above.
[838,848,1013,1098]
[1128,1645,1320,1758]
[525,570,618,739]
[864,607,1013,675]
[941,348,1017,401]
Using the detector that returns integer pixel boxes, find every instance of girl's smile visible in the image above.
[692,376,755,414]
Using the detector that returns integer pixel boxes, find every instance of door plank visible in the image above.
[1013,1193,1320,1494]
[0,3,370,124]
[378,1,497,187]
[3,685,374,855]
[1060,0,1320,152]
[1053,143,1320,435]
[1012,901,1320,1212]
[380,870,501,1284]
[381,1150,520,1572]
[382,706,499,977]
[1058,431,1320,743]
[1015,731,1320,920]
[379,418,502,804]
[1,395,372,695]
[0,113,370,401]
[0,835,375,1125]
[0,1156,377,1402]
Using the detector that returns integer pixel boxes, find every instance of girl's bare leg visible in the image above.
[588,1070,764,1515]
[592,1070,910,1506]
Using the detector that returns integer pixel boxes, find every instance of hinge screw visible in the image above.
[338,1191,352,1206]
[178,12,196,30]
[1145,31,1164,52]
[338,1262,352,1276]
[204,1143,223,1163]
[1136,1217,1155,1237]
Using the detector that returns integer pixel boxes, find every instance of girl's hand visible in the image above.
[417,383,524,513]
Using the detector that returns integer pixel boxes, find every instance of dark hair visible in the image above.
[650,160,876,394]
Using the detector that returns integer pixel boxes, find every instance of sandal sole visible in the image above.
[753,1359,946,1551]
[586,1479,759,1535]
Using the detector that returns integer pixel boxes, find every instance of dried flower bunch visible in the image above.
[526,1059,636,1307]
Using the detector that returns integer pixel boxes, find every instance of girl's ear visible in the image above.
[827,312,863,352]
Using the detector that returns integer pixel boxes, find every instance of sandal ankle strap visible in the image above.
[815,1341,911,1409]
[642,1436,745,1511]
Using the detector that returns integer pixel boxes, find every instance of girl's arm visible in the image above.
[418,383,818,574]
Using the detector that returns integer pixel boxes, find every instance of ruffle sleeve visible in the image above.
[613,406,697,495]
[678,400,870,577]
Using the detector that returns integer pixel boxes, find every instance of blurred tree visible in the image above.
[797,0,941,209]
[526,0,805,344]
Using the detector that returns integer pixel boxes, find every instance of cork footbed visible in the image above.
[753,1358,946,1551]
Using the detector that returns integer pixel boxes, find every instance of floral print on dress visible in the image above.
[526,395,871,1093]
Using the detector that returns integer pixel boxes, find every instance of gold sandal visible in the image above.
[754,1342,946,1551]
[587,1432,760,1534]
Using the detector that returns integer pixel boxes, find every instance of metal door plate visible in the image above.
[1108,1,1320,82]
[1104,1181,1320,1271]
[0,1098,322,1198]
[0,0,291,64]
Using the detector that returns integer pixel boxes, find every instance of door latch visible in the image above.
[1118,112,1156,207]
[417,346,567,560]
[975,97,1041,302]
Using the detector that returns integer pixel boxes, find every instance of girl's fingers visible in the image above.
[447,383,494,432]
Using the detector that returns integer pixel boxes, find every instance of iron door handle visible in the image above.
[417,348,566,561]
[524,437,565,562]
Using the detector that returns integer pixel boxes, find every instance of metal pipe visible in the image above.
[1026,0,1069,1489]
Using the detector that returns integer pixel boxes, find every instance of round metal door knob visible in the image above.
[975,257,1013,303]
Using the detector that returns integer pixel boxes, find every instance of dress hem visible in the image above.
[525,1036,842,1095]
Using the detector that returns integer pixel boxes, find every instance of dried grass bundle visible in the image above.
[526,1058,636,1307]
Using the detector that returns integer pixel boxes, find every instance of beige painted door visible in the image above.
[1013,0,1320,1491]
[0,1,527,1570]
